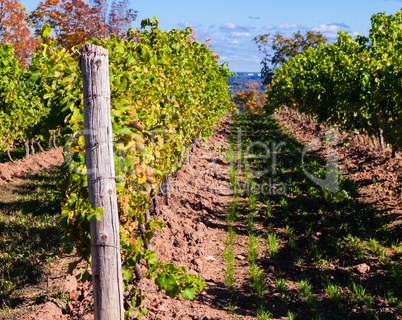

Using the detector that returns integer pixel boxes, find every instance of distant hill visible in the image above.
[227,72,266,96]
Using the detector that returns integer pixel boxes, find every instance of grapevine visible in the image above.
[265,9,402,151]
[25,17,234,318]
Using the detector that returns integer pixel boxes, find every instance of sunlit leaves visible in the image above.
[36,19,232,314]
[265,9,402,150]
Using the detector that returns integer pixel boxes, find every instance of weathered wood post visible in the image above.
[81,44,124,320]
[378,128,385,150]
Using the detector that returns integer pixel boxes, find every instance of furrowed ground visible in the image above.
[0,112,401,320]
[225,112,401,320]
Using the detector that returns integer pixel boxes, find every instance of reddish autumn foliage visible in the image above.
[29,0,137,50]
[234,82,266,114]
[0,0,36,67]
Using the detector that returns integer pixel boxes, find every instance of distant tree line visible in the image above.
[227,72,265,96]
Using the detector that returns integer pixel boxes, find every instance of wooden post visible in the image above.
[378,128,385,150]
[81,44,124,320]
[162,177,169,205]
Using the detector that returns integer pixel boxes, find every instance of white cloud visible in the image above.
[231,32,252,37]
[349,31,360,38]
[278,23,299,30]
[221,22,236,29]
[227,39,240,44]
[219,23,254,33]
[313,24,342,38]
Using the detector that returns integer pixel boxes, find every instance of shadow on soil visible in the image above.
[0,166,63,308]
[230,114,401,320]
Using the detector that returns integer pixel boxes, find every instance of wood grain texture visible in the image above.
[81,44,124,320]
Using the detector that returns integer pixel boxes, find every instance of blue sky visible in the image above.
[21,0,402,72]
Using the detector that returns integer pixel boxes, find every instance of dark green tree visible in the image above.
[253,30,327,85]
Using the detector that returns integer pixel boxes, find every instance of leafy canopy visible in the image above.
[29,0,137,50]
[253,30,327,86]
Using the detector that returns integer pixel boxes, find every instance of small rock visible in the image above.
[62,274,78,293]
[205,255,216,261]
[35,301,67,320]
[173,238,185,248]
[236,255,246,261]
[311,231,322,241]
[354,263,370,274]
[192,258,203,269]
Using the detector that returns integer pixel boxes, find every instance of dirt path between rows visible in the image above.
[2,115,259,320]
[1,111,401,319]
[0,148,64,185]
[272,109,402,239]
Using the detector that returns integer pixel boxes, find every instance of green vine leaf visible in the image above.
[181,286,196,300]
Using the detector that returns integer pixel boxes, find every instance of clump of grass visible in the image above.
[364,295,374,310]
[299,279,312,299]
[249,259,270,320]
[322,276,343,310]
[287,310,296,320]
[267,232,279,260]
[308,186,318,200]
[368,238,379,253]
[248,233,258,262]
[247,192,257,211]
[392,241,402,254]
[249,262,266,300]
[368,238,387,261]
[224,227,237,289]
[298,279,317,312]
[247,193,258,232]
[384,290,398,304]
[266,199,272,220]
[276,278,287,293]
[256,306,272,320]
[288,185,301,196]
[344,234,366,260]
[223,142,240,314]
[279,197,289,222]
[286,225,296,250]
[308,238,322,262]
[385,261,402,289]
[227,200,239,223]
[350,280,366,303]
